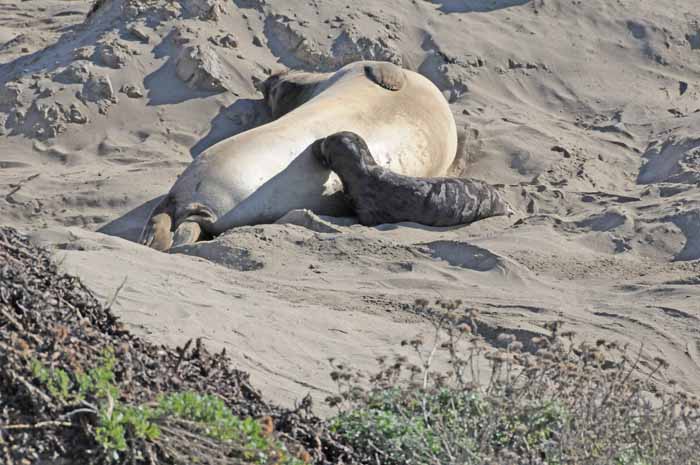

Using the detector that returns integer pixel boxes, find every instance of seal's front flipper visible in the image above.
[141,196,175,251]
[143,213,173,251]
[364,62,406,91]
[172,221,202,248]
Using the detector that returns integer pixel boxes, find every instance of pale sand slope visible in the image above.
[2,0,700,407]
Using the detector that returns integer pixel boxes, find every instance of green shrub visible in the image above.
[29,351,305,465]
[156,391,304,464]
[331,389,442,464]
[331,387,567,464]
[327,300,700,465]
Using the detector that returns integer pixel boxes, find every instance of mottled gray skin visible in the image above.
[313,132,511,227]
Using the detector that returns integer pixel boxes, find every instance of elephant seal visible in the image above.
[141,61,457,250]
[312,131,511,226]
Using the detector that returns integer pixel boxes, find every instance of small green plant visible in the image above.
[331,389,442,464]
[157,391,239,441]
[28,353,305,464]
[95,407,127,455]
[157,392,305,464]
[30,348,118,405]
[30,359,73,403]
[30,350,157,460]
[87,348,119,400]
[95,403,160,457]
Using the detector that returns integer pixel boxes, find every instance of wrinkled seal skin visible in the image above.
[141,60,458,251]
[313,131,511,227]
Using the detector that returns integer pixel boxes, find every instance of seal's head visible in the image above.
[257,72,298,118]
[258,70,330,119]
[313,131,378,174]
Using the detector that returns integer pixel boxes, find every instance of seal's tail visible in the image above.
[140,195,176,251]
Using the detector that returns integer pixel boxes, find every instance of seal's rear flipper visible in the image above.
[463,180,513,223]
[364,62,406,91]
[172,221,202,248]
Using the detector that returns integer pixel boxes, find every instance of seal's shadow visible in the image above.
[99,97,273,241]
[190,98,273,158]
[429,0,529,13]
[213,144,352,227]
[98,196,165,242]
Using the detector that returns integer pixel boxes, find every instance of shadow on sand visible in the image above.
[429,0,529,13]
[190,98,272,157]
[98,196,165,242]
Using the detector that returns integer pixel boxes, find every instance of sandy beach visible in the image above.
[1,0,699,409]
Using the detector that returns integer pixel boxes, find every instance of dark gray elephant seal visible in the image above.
[312,132,511,227]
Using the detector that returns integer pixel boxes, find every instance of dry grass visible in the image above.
[326,300,700,465]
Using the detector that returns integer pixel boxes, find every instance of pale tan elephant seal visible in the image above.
[141,61,457,251]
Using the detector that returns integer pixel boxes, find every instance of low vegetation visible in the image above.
[0,227,330,465]
[326,300,700,465]
[2,227,699,464]
[29,353,304,464]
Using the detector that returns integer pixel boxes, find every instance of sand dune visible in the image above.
[2,0,699,407]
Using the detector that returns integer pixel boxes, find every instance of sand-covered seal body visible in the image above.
[142,61,457,250]
[313,131,510,227]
